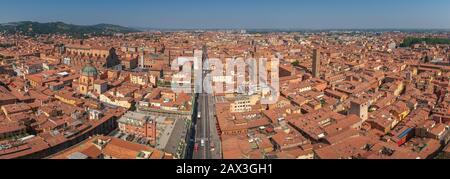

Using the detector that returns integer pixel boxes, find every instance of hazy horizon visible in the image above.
[0,0,450,29]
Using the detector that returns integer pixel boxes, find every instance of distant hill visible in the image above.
[0,21,140,37]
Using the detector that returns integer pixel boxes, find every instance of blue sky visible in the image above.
[0,0,449,29]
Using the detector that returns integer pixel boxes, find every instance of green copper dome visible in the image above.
[81,63,98,76]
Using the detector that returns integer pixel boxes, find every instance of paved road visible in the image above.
[192,88,222,159]
[192,46,222,159]
[193,93,210,159]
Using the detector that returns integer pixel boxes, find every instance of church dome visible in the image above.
[81,63,98,76]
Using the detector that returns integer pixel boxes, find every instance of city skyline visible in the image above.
[1,0,450,164]
[0,0,450,29]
